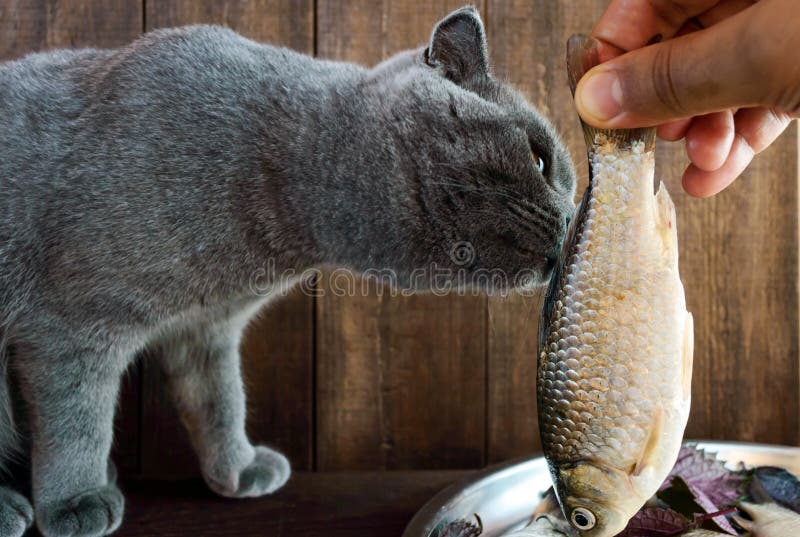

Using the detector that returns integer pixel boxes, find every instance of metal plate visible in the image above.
[403,441,800,537]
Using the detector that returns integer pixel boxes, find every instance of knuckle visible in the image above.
[773,70,800,114]
[648,44,686,116]
[648,0,692,29]
[745,109,785,154]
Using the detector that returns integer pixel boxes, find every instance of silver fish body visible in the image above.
[536,35,694,537]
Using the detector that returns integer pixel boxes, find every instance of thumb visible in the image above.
[574,5,792,128]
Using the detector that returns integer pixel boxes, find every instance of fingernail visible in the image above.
[578,70,623,122]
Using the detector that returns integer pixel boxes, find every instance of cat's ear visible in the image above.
[425,6,489,83]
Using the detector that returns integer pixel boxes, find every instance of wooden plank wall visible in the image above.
[314,0,489,472]
[1,0,797,478]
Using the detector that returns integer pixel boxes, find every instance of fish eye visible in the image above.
[570,507,596,530]
[532,150,546,174]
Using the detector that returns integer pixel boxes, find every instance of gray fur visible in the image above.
[0,7,575,536]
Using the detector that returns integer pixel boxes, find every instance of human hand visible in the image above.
[574,0,799,197]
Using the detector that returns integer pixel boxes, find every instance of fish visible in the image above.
[506,515,577,537]
[536,34,694,537]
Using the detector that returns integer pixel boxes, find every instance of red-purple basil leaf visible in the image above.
[618,508,689,536]
[687,483,738,534]
[661,444,746,507]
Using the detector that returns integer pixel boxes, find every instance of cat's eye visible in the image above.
[532,150,546,174]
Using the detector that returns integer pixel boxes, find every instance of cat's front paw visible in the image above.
[205,445,291,498]
[0,486,34,537]
[36,484,124,537]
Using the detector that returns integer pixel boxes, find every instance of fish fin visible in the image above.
[567,34,655,153]
[682,312,694,402]
[539,185,591,350]
[654,181,679,266]
[633,406,664,477]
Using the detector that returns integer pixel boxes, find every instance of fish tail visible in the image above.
[567,34,656,152]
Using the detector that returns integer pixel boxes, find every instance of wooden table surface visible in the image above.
[107,472,471,537]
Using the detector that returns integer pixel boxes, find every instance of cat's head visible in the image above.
[360,6,577,292]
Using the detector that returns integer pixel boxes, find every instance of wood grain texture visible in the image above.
[317,0,483,66]
[115,370,141,475]
[316,279,486,470]
[485,0,606,463]
[117,471,468,536]
[241,286,314,469]
[314,1,489,471]
[486,291,542,463]
[668,125,800,445]
[139,350,196,478]
[146,0,313,51]
[0,0,141,60]
[139,0,315,477]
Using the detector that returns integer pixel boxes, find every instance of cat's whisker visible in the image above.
[427,179,538,206]
[507,203,557,234]
[427,180,558,243]
[508,199,560,227]
[468,209,553,245]
[425,181,478,190]
[429,163,568,216]
[428,181,524,203]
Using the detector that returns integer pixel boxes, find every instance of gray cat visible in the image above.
[0,6,575,537]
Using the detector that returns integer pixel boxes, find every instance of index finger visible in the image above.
[593,0,721,51]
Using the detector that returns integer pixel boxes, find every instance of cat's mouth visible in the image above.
[514,244,556,269]
[513,244,540,259]
[513,245,559,282]
[544,254,558,275]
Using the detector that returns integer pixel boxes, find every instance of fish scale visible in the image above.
[536,35,694,537]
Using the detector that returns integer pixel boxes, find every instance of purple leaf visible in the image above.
[687,483,738,535]
[618,508,689,537]
[661,445,746,507]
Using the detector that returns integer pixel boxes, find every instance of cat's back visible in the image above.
[0,25,339,172]
[0,47,111,121]
[0,24,337,219]
[0,25,349,317]
[0,48,112,181]
[0,49,112,287]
